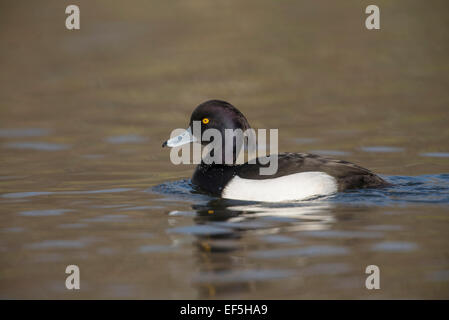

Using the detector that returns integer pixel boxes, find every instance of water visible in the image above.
[1,174,448,299]
[1,0,449,299]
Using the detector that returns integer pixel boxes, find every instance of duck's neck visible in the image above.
[192,162,238,195]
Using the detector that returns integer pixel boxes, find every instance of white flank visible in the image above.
[222,171,338,202]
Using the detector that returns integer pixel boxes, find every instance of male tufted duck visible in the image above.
[162,100,389,202]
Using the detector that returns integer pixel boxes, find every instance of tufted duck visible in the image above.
[162,100,389,202]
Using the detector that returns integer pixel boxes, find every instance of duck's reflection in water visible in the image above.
[169,198,337,298]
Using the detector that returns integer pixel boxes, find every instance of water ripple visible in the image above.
[19,209,73,217]
[0,128,51,137]
[4,142,70,151]
[372,241,418,252]
[167,225,233,236]
[420,152,449,158]
[250,245,349,259]
[360,146,405,153]
[2,188,134,199]
[193,269,296,283]
[105,134,147,144]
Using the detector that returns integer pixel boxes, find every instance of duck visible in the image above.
[162,100,390,202]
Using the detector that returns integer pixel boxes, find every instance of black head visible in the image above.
[189,100,250,143]
[162,100,251,164]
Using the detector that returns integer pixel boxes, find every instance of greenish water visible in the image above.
[0,0,448,299]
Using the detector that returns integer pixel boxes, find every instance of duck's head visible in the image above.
[162,100,251,159]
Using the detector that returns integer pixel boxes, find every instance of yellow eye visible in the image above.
[202,118,209,124]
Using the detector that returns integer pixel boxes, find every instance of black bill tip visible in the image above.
[162,141,168,148]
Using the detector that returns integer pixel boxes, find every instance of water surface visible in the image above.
[1,0,448,299]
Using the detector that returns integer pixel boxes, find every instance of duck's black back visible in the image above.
[191,153,389,196]
[236,153,389,191]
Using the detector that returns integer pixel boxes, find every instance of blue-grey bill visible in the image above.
[163,127,197,148]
